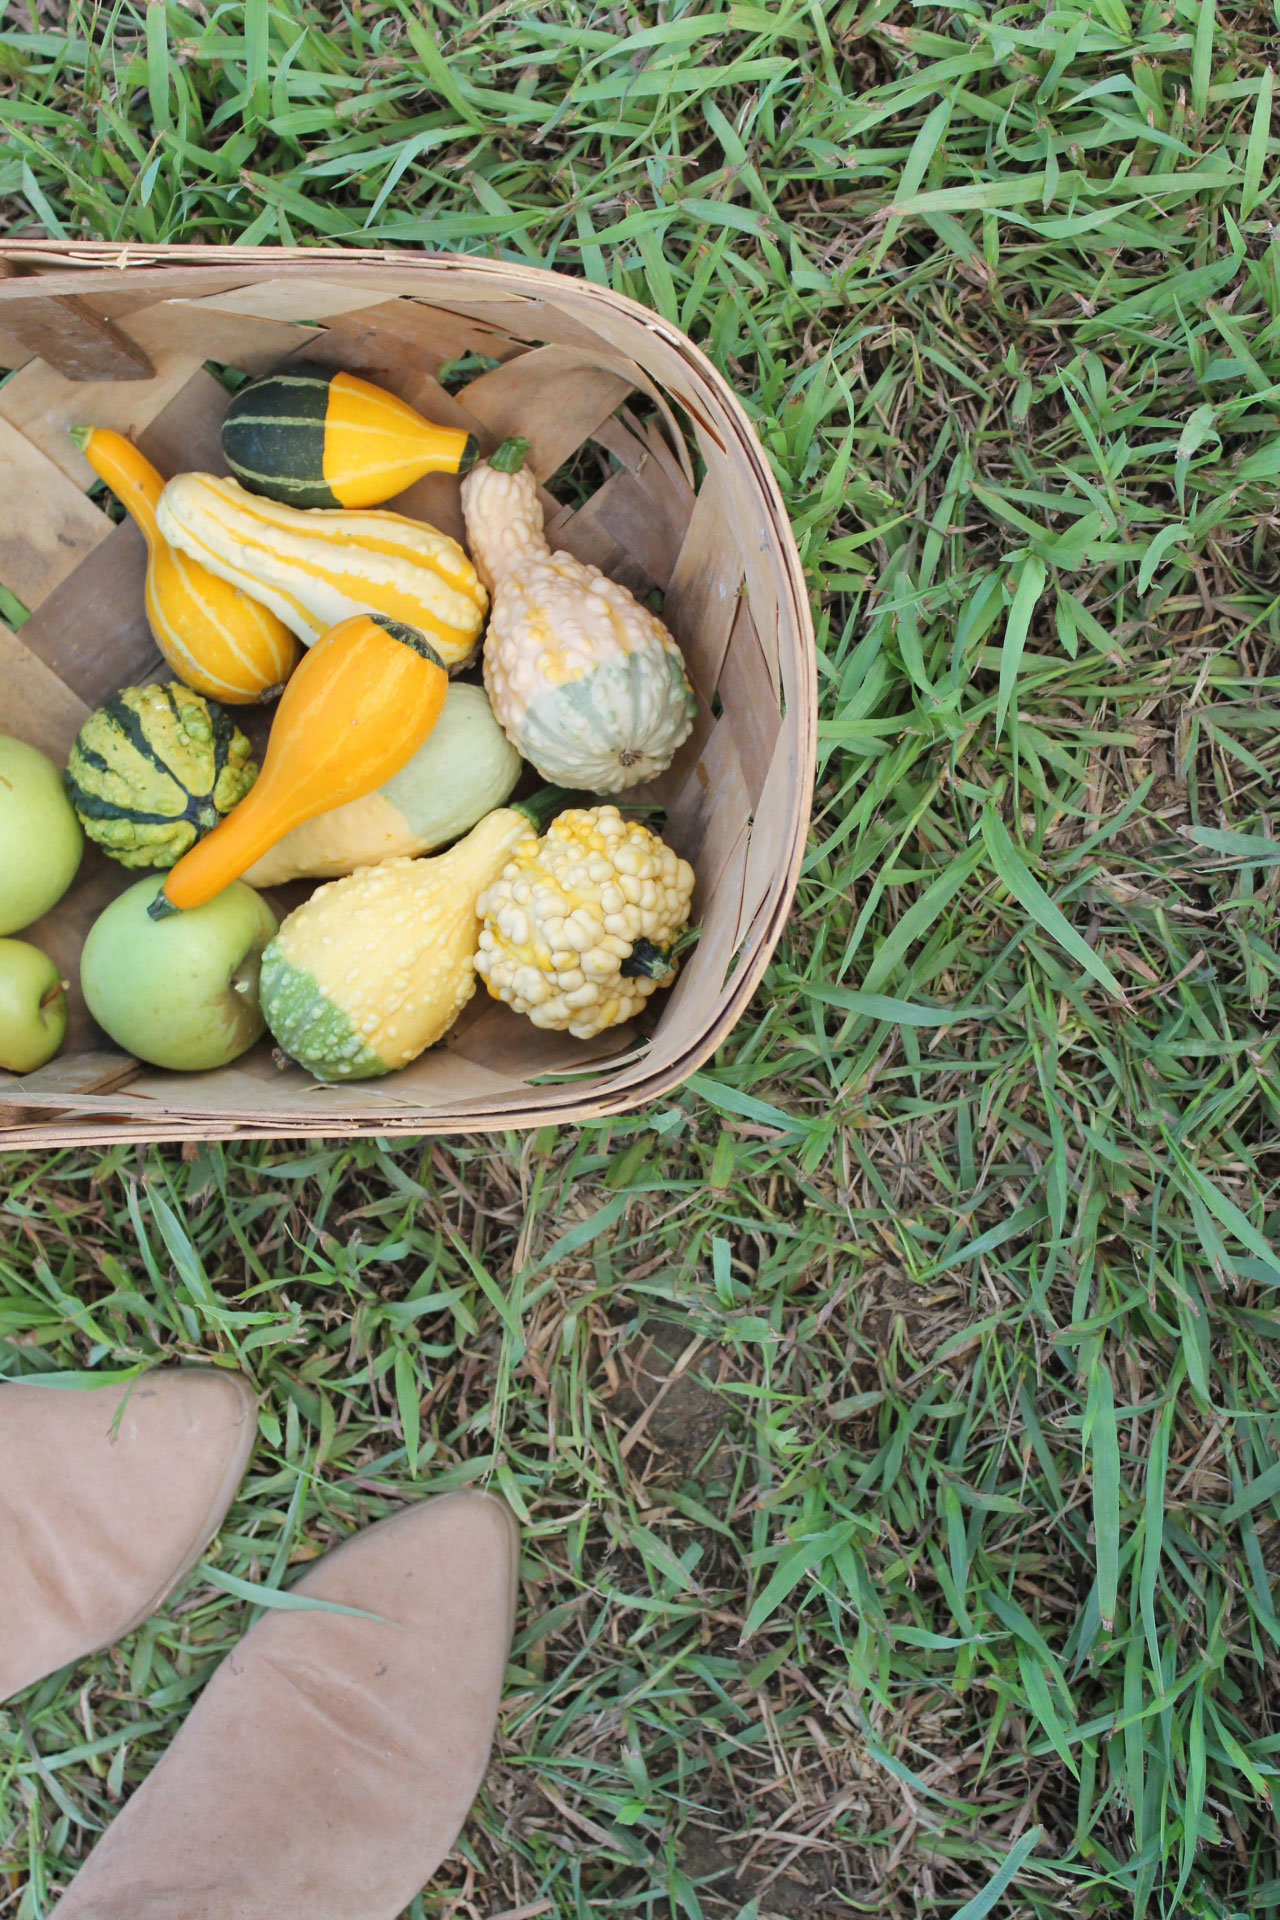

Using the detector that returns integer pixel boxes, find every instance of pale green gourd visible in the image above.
[242,684,522,887]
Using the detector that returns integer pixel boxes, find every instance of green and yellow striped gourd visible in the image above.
[222,365,478,508]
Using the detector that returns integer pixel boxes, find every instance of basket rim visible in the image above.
[0,241,817,1142]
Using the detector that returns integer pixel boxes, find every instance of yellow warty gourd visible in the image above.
[259,794,568,1081]
[156,472,488,666]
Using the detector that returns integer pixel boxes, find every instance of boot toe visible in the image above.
[0,1368,257,1701]
[47,1487,520,1920]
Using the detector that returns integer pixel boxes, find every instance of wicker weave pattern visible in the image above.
[0,245,815,1146]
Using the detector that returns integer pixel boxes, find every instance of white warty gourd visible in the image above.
[461,439,697,793]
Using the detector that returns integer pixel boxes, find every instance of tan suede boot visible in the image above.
[49,1490,519,1920]
[0,1369,257,1702]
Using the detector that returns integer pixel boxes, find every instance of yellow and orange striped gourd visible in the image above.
[156,471,488,666]
[70,427,300,705]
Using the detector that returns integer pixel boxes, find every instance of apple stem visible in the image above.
[40,981,68,1012]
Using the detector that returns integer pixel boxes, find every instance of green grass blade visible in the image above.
[980,807,1127,1001]
[996,553,1046,743]
[1240,66,1274,220]
[195,1564,386,1623]
[950,1829,1044,1920]
[1140,1402,1173,1677]
[1087,1359,1121,1633]
[1192,0,1216,117]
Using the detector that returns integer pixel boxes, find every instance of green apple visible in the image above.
[0,736,84,936]
[0,938,68,1073]
[81,875,277,1071]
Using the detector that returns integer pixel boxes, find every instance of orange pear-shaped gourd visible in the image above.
[157,613,449,914]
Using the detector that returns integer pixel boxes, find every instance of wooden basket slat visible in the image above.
[421,1006,632,1091]
[0,327,34,372]
[0,285,237,330]
[0,294,156,382]
[558,462,691,595]
[449,346,638,480]
[116,301,327,379]
[184,278,422,325]
[591,419,696,564]
[705,447,790,680]
[422,294,650,362]
[556,300,733,443]
[2,625,91,762]
[716,604,784,807]
[665,717,753,905]
[546,514,653,602]
[0,290,306,468]
[577,378,697,495]
[739,728,805,945]
[0,416,113,606]
[1,351,209,484]
[316,298,530,376]
[589,411,686,493]
[660,470,746,705]
[18,520,157,706]
[0,265,302,304]
[133,365,233,480]
[0,245,814,1144]
[0,1049,137,1111]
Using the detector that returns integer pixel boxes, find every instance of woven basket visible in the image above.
[0,243,814,1148]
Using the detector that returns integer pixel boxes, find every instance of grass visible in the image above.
[2,0,1280,1915]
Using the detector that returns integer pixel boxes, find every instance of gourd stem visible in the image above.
[71,424,164,547]
[511,786,581,835]
[368,614,443,666]
[487,436,531,475]
[621,937,674,981]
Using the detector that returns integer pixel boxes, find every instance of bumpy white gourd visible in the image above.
[461,440,696,792]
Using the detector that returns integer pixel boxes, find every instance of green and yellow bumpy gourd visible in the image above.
[65,683,257,870]
[260,793,568,1081]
